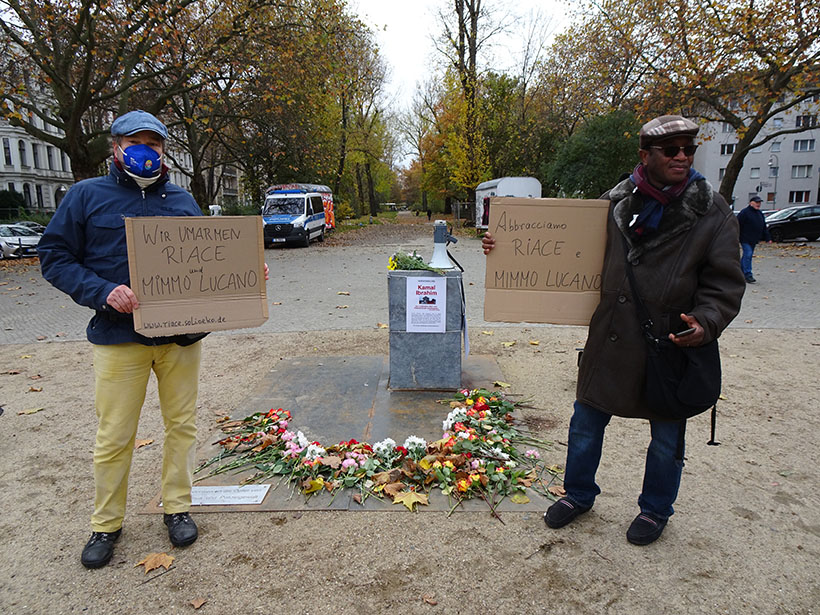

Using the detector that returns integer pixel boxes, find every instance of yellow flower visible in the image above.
[465,398,474,405]
[432,460,442,469]
[443,460,455,470]
[457,479,469,492]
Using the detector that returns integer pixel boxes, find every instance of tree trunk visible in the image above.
[355,163,365,216]
[365,162,378,217]
[333,96,348,196]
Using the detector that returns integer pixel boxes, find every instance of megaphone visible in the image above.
[429,219,456,269]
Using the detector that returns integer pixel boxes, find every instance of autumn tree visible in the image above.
[585,0,820,202]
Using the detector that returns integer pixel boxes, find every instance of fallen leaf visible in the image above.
[27,386,42,392]
[19,355,31,359]
[272,301,282,305]
[529,340,540,346]
[319,455,341,469]
[29,374,42,380]
[5,370,21,375]
[135,552,174,574]
[393,491,429,512]
[548,485,566,497]
[352,493,362,504]
[335,305,348,309]
[18,407,44,415]
[788,269,796,273]
[745,319,753,323]
[337,291,350,295]
[422,594,438,606]
[376,322,388,329]
[190,598,207,609]
[511,492,530,504]
[134,439,153,449]
[384,482,405,499]
[493,380,511,388]
[502,341,516,347]
[302,477,324,494]
[481,330,494,335]
[36,335,46,341]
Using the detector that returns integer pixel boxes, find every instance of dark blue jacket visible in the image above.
[39,163,202,345]
[736,205,771,246]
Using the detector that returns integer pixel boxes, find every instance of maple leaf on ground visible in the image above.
[383,482,405,499]
[134,439,154,450]
[302,477,324,494]
[190,598,208,609]
[393,491,429,511]
[135,552,174,574]
[319,455,341,469]
[548,485,566,497]
[422,594,438,605]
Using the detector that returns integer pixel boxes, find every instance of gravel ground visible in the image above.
[0,215,818,614]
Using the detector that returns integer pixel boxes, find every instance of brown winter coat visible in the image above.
[576,176,746,420]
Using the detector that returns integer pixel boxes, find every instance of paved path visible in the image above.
[1,231,818,345]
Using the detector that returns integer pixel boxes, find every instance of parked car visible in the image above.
[0,224,42,259]
[12,220,46,234]
[765,205,820,242]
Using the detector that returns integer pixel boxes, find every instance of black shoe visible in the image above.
[544,497,591,529]
[164,512,198,547]
[626,512,668,545]
[81,529,121,569]
[745,276,757,284]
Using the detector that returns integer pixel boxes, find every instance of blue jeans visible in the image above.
[563,401,685,520]
[740,243,755,278]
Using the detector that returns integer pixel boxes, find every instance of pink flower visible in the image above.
[341,458,358,470]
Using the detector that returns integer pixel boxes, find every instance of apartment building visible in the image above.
[694,98,820,211]
[0,117,74,212]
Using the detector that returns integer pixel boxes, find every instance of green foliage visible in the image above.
[545,110,640,198]
[0,190,26,220]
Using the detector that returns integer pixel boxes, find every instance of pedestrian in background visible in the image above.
[736,195,771,284]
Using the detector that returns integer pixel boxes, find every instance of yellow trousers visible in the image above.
[91,342,201,532]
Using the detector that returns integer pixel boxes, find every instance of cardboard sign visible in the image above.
[484,198,609,325]
[125,216,268,336]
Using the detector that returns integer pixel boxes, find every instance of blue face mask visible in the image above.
[120,143,162,178]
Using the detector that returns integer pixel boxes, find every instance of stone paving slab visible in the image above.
[142,354,554,514]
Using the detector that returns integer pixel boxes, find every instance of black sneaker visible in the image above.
[745,276,757,284]
[164,512,198,547]
[626,512,668,545]
[544,497,591,529]
[81,529,121,569]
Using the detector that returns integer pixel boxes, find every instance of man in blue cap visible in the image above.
[736,195,771,283]
[39,110,204,568]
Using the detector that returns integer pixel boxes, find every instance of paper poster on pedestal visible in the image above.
[406,277,446,333]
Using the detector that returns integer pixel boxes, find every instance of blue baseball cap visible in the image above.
[110,110,168,139]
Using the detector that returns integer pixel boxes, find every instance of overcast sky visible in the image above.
[353,0,568,113]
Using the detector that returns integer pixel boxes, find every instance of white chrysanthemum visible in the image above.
[304,444,326,461]
[403,435,427,452]
[491,447,510,461]
[373,438,397,457]
[442,408,468,432]
[297,431,310,448]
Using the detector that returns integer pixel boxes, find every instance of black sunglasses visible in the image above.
[648,144,698,157]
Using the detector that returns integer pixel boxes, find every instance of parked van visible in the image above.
[475,177,542,229]
[261,190,326,247]
[265,183,335,229]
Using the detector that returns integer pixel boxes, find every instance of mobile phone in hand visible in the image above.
[675,327,696,337]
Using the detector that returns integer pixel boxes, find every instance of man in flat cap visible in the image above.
[736,195,771,283]
[39,110,205,568]
[483,114,745,545]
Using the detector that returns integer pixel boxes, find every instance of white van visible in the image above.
[261,190,326,247]
[475,177,542,229]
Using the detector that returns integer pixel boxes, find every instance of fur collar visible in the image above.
[609,176,715,262]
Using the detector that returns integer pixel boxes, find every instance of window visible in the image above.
[32,144,40,169]
[720,143,736,155]
[789,191,811,203]
[61,152,69,172]
[8,182,16,193]
[773,118,783,128]
[770,141,781,152]
[766,192,775,203]
[769,166,779,178]
[792,165,812,179]
[35,185,44,209]
[794,139,816,152]
[23,183,32,206]
[718,168,726,180]
[722,122,733,133]
[750,167,760,179]
[751,145,763,153]
[2,138,11,166]
[47,146,55,170]
[796,115,818,128]
[18,140,28,166]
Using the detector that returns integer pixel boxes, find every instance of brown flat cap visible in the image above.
[640,115,699,148]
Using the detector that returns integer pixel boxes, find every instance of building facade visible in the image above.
[0,117,74,212]
[694,97,820,211]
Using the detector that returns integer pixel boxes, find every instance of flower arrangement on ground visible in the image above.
[197,389,562,514]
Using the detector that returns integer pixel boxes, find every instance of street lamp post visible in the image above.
[768,154,779,208]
